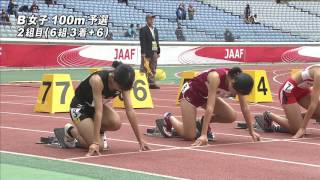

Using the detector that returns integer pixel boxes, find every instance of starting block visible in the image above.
[176,71,199,105]
[234,119,264,132]
[235,121,248,129]
[113,70,153,109]
[145,118,215,141]
[238,70,273,103]
[34,74,74,113]
[37,128,74,148]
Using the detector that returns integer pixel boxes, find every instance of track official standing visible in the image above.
[139,14,160,89]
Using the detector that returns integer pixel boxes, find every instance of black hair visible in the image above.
[228,67,253,95]
[112,61,135,91]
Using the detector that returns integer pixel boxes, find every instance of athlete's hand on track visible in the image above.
[139,140,151,151]
[86,143,101,156]
[292,128,306,139]
[192,135,208,146]
[250,131,261,142]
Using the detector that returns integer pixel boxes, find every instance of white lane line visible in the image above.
[0,94,37,98]
[3,126,319,168]
[1,102,35,106]
[0,91,37,94]
[67,147,181,160]
[189,148,320,168]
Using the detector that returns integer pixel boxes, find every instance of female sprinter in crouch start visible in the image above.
[159,67,261,146]
[64,61,150,156]
[257,64,320,138]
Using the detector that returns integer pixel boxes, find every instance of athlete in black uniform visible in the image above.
[65,61,150,156]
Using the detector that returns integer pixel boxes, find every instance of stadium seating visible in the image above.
[204,0,320,41]
[288,1,320,16]
[0,0,319,41]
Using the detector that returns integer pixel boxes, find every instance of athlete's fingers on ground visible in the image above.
[292,134,304,139]
[191,140,201,146]
[143,145,151,150]
[86,149,95,156]
[257,134,261,141]
[86,149,100,156]
[257,136,261,141]
[252,136,258,142]
[292,129,305,139]
[86,151,94,157]
[140,144,151,151]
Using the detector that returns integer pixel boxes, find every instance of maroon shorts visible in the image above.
[278,78,311,105]
[180,82,206,107]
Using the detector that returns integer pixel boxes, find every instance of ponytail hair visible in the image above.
[112,61,135,91]
[228,67,242,79]
[228,67,253,95]
[112,61,123,69]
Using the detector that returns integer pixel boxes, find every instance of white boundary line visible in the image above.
[0,94,37,98]
[0,91,37,94]
[1,126,320,169]
[189,148,320,168]
[0,150,188,180]
[67,147,181,160]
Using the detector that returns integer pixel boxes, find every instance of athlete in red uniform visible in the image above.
[160,67,261,146]
[258,64,320,138]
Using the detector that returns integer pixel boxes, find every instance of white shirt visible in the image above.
[148,25,155,39]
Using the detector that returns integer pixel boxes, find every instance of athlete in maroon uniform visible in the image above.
[161,67,261,146]
[258,64,320,138]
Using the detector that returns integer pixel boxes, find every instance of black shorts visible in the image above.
[69,97,95,125]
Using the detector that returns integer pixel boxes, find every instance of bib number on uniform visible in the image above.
[181,83,190,94]
[283,81,294,93]
[70,107,81,120]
